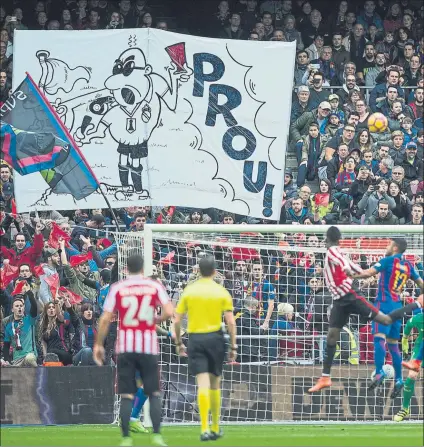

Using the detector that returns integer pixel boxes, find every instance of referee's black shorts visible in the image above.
[329,291,379,329]
[117,352,160,396]
[188,330,226,377]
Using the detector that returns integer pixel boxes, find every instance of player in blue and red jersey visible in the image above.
[349,238,424,398]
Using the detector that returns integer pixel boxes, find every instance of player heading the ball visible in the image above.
[174,256,237,442]
[94,254,173,447]
[309,227,423,393]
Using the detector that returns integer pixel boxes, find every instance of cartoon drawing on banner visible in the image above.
[36,50,91,95]
[11,29,294,217]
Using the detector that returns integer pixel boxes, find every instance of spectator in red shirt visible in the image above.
[1,222,44,269]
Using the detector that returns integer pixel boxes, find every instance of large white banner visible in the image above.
[13,29,295,219]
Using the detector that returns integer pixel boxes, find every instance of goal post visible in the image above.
[114,224,423,423]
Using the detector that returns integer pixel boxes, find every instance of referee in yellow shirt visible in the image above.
[174,256,237,442]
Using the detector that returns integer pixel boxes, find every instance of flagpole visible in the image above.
[25,73,121,233]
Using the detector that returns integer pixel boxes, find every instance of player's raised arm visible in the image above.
[348,266,378,279]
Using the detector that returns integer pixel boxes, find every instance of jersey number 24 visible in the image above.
[122,295,154,326]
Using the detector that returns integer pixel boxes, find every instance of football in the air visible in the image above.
[368,112,389,133]
[371,364,395,380]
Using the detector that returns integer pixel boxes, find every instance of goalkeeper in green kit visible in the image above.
[394,312,423,422]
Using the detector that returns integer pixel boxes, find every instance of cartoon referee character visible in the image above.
[74,46,192,197]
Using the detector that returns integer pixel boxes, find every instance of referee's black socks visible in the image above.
[149,395,162,434]
[120,397,133,438]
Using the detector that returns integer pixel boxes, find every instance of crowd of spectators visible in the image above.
[1,0,423,369]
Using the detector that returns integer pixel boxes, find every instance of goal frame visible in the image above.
[142,224,423,275]
[116,224,422,425]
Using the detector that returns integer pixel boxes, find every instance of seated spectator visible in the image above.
[356,0,384,32]
[280,196,312,224]
[283,169,297,200]
[291,85,312,121]
[105,11,124,29]
[325,113,342,138]
[310,46,337,84]
[343,89,364,117]
[301,9,329,48]
[354,98,372,130]
[295,122,323,186]
[331,60,356,87]
[358,148,379,173]
[404,55,421,87]
[323,124,356,162]
[328,93,345,122]
[334,155,357,208]
[356,42,377,84]
[408,86,423,121]
[365,51,387,87]
[2,291,38,367]
[220,12,245,39]
[388,180,412,223]
[331,32,350,72]
[306,71,330,108]
[289,101,331,144]
[349,165,373,219]
[400,117,418,145]
[310,179,340,224]
[358,178,396,221]
[365,198,400,224]
[342,23,368,66]
[355,128,374,154]
[370,67,405,112]
[407,203,423,225]
[383,2,403,34]
[401,141,423,186]
[261,11,275,41]
[283,15,303,49]
[305,33,324,61]
[375,156,394,180]
[294,50,310,85]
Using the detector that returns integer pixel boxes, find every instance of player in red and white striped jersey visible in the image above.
[324,244,363,300]
[309,227,423,393]
[94,254,173,447]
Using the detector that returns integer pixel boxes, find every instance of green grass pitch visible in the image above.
[1,424,423,446]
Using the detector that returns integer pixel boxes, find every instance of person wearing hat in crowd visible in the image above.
[284,169,297,200]
[289,101,331,144]
[291,85,312,121]
[401,141,423,188]
[59,238,100,304]
[325,113,342,137]
[328,93,345,122]
[2,282,38,367]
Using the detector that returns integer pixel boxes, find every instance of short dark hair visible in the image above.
[391,238,407,253]
[326,226,341,244]
[378,199,389,207]
[127,254,144,274]
[199,256,216,277]
[297,50,308,58]
[19,263,31,271]
[14,232,26,241]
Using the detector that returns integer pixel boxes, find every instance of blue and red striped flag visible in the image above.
[0,74,99,201]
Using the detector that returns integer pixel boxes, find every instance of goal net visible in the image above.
[114,224,423,423]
